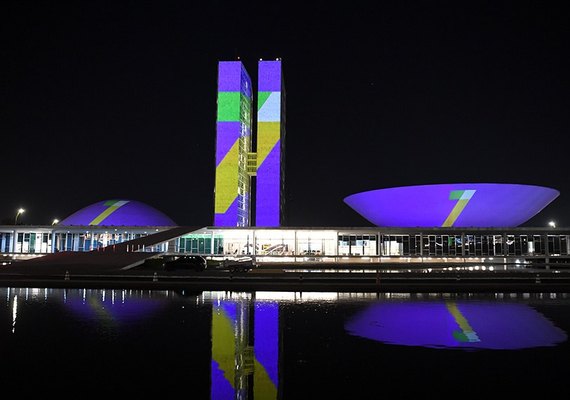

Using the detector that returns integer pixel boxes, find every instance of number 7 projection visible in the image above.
[441,190,476,227]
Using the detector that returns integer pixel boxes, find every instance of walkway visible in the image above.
[1,226,199,274]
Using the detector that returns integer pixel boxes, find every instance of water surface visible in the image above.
[1,288,569,397]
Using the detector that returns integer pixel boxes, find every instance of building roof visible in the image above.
[58,199,177,227]
[344,183,559,228]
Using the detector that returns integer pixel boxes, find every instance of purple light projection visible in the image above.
[345,300,567,350]
[211,300,279,398]
[59,199,177,226]
[214,61,252,227]
[254,302,279,392]
[64,290,167,323]
[255,60,284,227]
[344,183,559,227]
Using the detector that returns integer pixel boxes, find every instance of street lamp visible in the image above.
[15,208,25,225]
[52,219,59,225]
[549,221,556,228]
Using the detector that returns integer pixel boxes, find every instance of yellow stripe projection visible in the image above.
[446,301,480,342]
[212,308,237,387]
[256,122,281,167]
[214,141,240,213]
[212,306,278,398]
[441,199,469,227]
[254,358,278,399]
[88,297,115,328]
[89,200,128,225]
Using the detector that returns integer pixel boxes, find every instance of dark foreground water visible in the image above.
[1,288,569,398]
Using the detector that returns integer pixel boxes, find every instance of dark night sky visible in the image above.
[2,1,569,227]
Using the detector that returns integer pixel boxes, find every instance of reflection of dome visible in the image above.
[64,289,167,322]
[345,301,567,350]
[59,199,177,226]
[344,183,559,227]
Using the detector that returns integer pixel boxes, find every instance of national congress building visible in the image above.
[1,59,569,269]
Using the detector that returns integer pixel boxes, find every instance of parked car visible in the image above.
[221,256,255,273]
[163,255,207,272]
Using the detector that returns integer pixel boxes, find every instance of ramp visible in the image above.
[3,226,201,275]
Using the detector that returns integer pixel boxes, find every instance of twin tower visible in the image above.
[214,59,286,227]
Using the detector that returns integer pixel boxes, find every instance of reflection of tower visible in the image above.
[214,59,285,227]
[211,294,279,399]
[253,298,280,399]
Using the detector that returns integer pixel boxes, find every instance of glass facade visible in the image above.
[1,230,53,254]
[168,228,570,265]
[0,227,166,254]
[2,226,569,268]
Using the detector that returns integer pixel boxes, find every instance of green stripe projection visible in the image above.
[441,190,476,227]
[89,200,129,226]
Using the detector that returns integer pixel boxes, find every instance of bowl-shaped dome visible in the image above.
[344,183,559,227]
[59,199,177,226]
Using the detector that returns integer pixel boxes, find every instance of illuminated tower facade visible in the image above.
[255,60,286,227]
[214,61,253,227]
[214,59,285,227]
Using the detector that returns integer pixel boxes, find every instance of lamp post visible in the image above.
[15,208,25,225]
[52,219,59,225]
[548,221,556,228]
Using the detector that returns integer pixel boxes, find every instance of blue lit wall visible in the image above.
[255,60,285,227]
[214,61,253,227]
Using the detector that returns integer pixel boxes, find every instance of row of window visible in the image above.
[175,234,570,257]
[383,234,568,257]
[2,231,569,257]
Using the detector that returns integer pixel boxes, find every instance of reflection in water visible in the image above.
[63,288,167,325]
[446,301,480,343]
[3,288,570,397]
[11,294,17,333]
[211,293,279,399]
[345,300,568,350]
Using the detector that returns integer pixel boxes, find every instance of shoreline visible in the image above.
[1,267,570,293]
